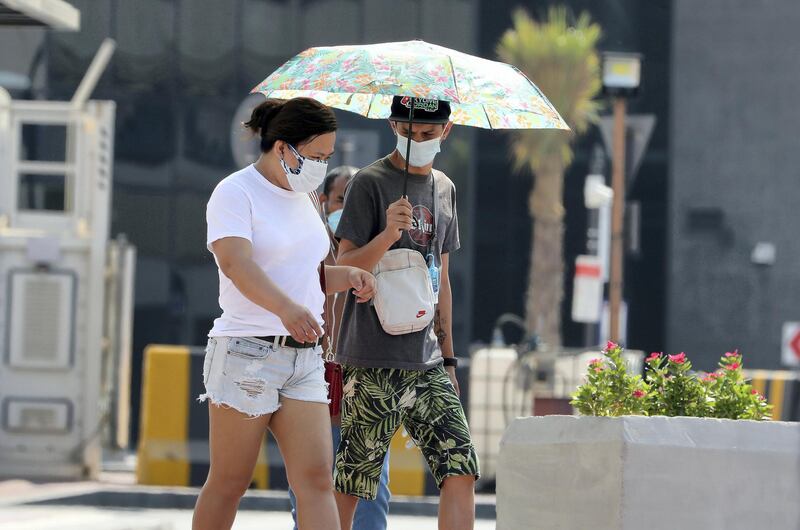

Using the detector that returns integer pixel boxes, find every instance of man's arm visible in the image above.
[435,253,456,358]
[337,196,413,271]
[434,253,460,395]
[336,234,396,272]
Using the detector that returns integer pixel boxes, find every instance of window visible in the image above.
[17,124,71,212]
[18,173,67,211]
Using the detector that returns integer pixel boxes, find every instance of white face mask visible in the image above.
[280,144,328,193]
[395,131,441,167]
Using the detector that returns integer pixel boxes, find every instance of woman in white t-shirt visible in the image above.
[192,97,375,530]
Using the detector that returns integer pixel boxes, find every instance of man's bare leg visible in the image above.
[438,475,475,530]
[334,491,359,530]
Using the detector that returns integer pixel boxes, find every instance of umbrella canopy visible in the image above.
[252,40,568,131]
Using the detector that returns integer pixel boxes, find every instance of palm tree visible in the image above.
[497,7,602,347]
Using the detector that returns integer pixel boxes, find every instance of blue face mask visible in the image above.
[327,209,343,232]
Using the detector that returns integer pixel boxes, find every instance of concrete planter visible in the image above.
[497,415,800,530]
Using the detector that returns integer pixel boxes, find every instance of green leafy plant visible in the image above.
[700,350,772,420]
[644,351,711,417]
[571,343,772,421]
[571,341,648,416]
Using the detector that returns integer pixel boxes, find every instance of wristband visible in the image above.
[443,357,458,368]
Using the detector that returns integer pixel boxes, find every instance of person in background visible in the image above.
[319,166,359,350]
[289,165,392,530]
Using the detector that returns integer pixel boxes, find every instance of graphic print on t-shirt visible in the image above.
[409,204,434,247]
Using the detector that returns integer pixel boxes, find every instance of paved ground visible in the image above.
[0,475,497,530]
[0,505,497,530]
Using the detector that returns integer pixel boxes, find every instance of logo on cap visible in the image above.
[400,97,440,113]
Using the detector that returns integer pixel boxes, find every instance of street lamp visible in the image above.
[601,52,642,98]
[601,52,642,343]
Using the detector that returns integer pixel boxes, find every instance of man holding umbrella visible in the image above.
[333,96,479,530]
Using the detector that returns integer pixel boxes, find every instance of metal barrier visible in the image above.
[744,369,800,421]
[136,344,433,495]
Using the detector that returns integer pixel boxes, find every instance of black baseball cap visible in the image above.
[389,96,451,124]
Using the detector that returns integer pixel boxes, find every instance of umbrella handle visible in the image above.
[402,97,415,197]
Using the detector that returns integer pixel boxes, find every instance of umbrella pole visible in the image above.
[402,97,416,197]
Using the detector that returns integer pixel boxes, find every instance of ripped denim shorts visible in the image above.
[198,336,328,417]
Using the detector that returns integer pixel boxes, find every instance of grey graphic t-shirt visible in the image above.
[334,156,460,370]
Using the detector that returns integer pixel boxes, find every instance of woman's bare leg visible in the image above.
[270,397,340,530]
[192,404,271,530]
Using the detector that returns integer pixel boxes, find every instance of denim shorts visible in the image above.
[198,336,329,417]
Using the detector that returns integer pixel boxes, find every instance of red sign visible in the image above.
[782,323,800,367]
[791,332,800,360]
[572,255,603,324]
[575,262,602,278]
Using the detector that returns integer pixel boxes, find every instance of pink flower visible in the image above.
[668,352,687,364]
[606,341,618,351]
[632,389,646,399]
[588,359,604,373]
[702,373,717,383]
[725,350,740,358]
[751,389,758,395]
[646,352,661,362]
[726,362,740,371]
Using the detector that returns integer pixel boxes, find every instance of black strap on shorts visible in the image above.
[254,336,320,349]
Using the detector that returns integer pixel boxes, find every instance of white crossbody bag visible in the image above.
[372,175,440,335]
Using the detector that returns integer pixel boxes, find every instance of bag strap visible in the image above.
[309,191,337,362]
[428,172,439,259]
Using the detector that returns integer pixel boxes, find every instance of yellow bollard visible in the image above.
[136,345,191,486]
[745,369,799,421]
[388,429,431,496]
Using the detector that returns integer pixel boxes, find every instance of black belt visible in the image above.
[254,336,320,349]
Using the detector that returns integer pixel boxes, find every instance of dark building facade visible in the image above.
[668,0,800,369]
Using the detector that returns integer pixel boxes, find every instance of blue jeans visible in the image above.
[290,424,391,530]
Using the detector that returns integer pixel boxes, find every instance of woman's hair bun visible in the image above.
[243,99,285,135]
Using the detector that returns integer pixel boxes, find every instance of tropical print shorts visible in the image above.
[334,364,480,500]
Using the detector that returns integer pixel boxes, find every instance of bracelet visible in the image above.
[442,357,458,368]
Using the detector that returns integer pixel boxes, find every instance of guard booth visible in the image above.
[0,39,134,479]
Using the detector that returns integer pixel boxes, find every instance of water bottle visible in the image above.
[427,253,440,297]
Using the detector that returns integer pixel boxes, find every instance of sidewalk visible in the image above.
[1,505,498,530]
[0,474,497,529]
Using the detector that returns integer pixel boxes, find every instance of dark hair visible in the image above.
[322,165,358,196]
[244,97,337,153]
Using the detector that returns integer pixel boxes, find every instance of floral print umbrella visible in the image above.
[252,40,568,131]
